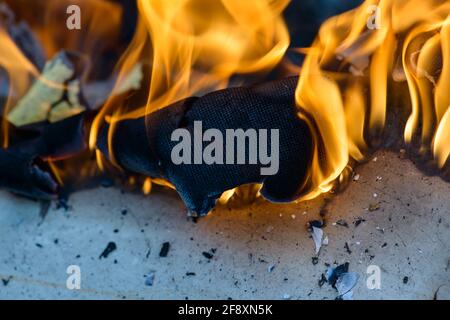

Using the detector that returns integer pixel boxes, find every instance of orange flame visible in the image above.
[90,0,290,194]
[295,0,450,200]
[0,28,38,147]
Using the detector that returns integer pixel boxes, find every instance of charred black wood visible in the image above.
[97,77,312,216]
[0,113,86,199]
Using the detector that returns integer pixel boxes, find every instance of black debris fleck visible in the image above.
[159,242,171,257]
[202,251,214,260]
[344,242,352,254]
[312,257,319,265]
[121,209,128,215]
[318,273,327,287]
[354,217,366,227]
[403,276,409,284]
[35,243,43,248]
[186,272,196,276]
[308,220,324,229]
[2,276,12,286]
[336,219,349,228]
[99,242,117,259]
[381,242,388,248]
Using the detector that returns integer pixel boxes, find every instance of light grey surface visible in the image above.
[0,150,449,299]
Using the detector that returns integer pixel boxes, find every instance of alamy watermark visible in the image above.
[170,121,280,175]
[367,5,382,30]
[66,265,81,290]
[66,5,81,30]
[366,264,381,290]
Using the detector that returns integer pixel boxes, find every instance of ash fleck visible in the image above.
[308,220,324,228]
[326,262,359,300]
[369,203,380,212]
[99,242,117,259]
[318,274,327,287]
[311,226,324,255]
[344,242,352,254]
[145,271,156,286]
[327,262,349,287]
[354,217,366,227]
[2,276,12,286]
[159,242,170,257]
[202,251,214,260]
[336,219,349,228]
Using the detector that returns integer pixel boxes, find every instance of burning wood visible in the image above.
[96,77,312,215]
[0,0,449,217]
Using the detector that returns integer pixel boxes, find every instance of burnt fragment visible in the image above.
[99,241,117,259]
[327,262,350,288]
[0,148,57,200]
[0,114,85,199]
[97,77,312,216]
[159,242,170,257]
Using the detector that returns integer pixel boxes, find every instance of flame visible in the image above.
[90,0,290,199]
[0,29,39,147]
[90,0,289,148]
[4,0,123,72]
[3,0,450,207]
[295,0,450,200]
[1,0,124,186]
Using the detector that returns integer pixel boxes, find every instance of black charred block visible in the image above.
[98,77,312,216]
[0,114,85,199]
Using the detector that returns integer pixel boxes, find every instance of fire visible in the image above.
[295,0,450,200]
[1,0,124,183]
[2,0,450,207]
[0,28,37,147]
[90,0,290,195]
[3,0,123,67]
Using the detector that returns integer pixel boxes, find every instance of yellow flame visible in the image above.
[90,0,289,150]
[142,177,152,194]
[295,0,450,200]
[4,0,122,63]
[90,0,290,200]
[0,29,38,147]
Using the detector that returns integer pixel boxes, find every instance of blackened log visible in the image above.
[97,77,312,216]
